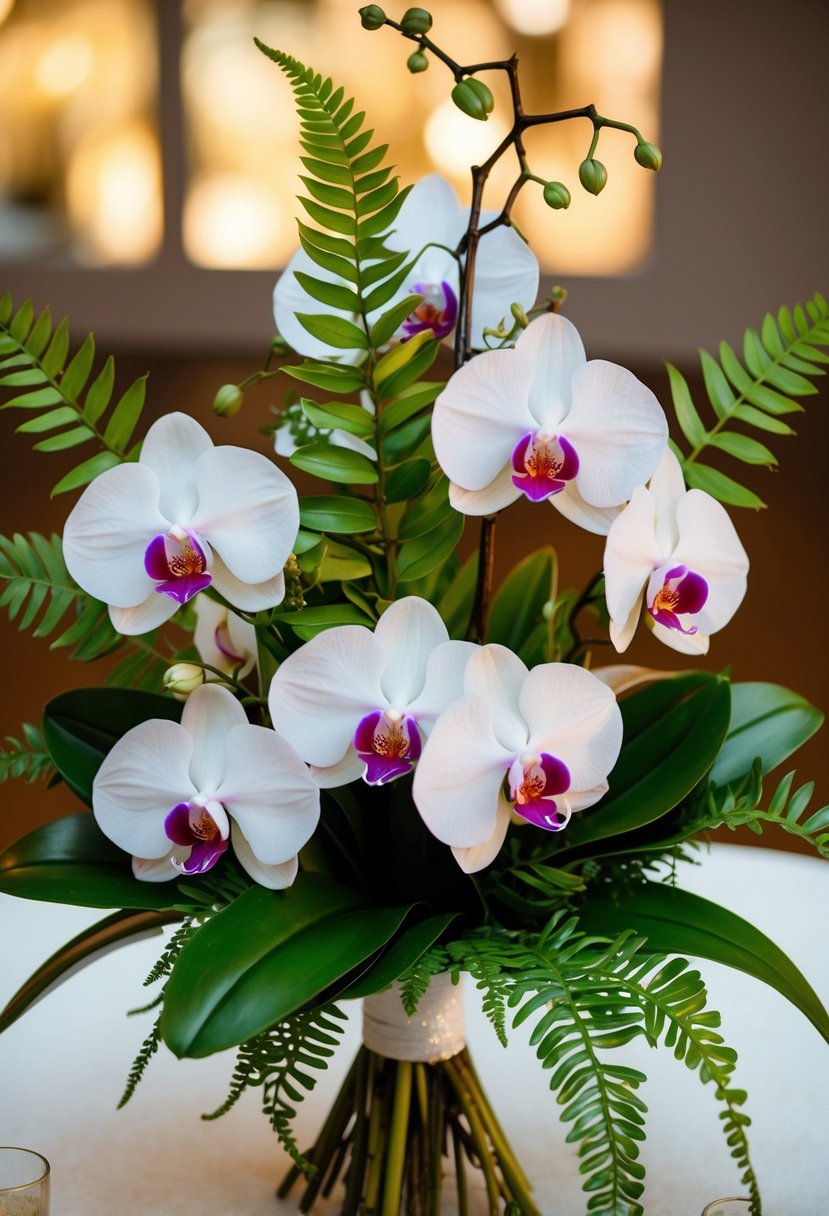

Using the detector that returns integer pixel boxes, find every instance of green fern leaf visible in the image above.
[0,723,53,785]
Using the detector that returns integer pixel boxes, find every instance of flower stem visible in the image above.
[381,1059,413,1215]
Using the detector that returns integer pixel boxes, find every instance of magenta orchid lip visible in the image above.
[511,431,580,501]
[145,528,212,605]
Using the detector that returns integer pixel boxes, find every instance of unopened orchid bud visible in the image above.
[400,7,432,33]
[542,180,571,210]
[451,77,494,121]
[359,4,386,30]
[510,302,529,328]
[578,157,608,195]
[163,662,205,701]
[634,140,663,171]
[407,49,429,73]
[213,383,244,417]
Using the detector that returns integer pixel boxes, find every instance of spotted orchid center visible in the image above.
[507,751,572,832]
[511,432,580,502]
[145,526,212,605]
[647,563,709,635]
[353,708,423,785]
[402,280,459,341]
[164,795,230,875]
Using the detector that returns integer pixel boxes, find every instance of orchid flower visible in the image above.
[267,595,476,788]
[431,312,669,534]
[273,174,539,360]
[412,646,622,873]
[92,683,320,889]
[62,412,299,635]
[603,449,749,655]
[193,596,258,680]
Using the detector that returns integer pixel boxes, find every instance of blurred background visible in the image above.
[1,0,827,853]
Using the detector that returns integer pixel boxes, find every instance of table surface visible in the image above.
[1,844,827,1216]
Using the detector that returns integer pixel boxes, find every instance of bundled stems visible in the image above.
[279,1045,541,1215]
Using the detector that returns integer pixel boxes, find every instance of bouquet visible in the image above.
[1,7,827,1214]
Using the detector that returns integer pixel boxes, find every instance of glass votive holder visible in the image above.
[701,1200,752,1216]
[0,1147,50,1215]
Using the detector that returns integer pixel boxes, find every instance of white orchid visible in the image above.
[92,683,320,889]
[431,312,669,534]
[603,449,749,655]
[412,646,622,873]
[267,595,476,788]
[62,412,299,635]
[193,596,258,680]
[273,174,539,360]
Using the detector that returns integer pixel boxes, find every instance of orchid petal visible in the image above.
[650,619,711,655]
[407,640,478,725]
[268,626,384,766]
[132,852,178,882]
[274,247,371,361]
[448,465,522,516]
[191,446,299,584]
[139,413,213,523]
[413,695,514,847]
[674,489,749,634]
[463,645,529,753]
[230,823,299,890]
[92,720,195,858]
[193,597,257,678]
[62,463,167,607]
[217,724,319,863]
[470,224,539,341]
[389,174,463,257]
[208,552,286,612]
[608,594,644,653]
[550,479,622,535]
[516,313,586,429]
[603,484,661,625]
[374,597,449,707]
[649,449,685,554]
[110,593,180,636]
[451,795,512,874]
[310,749,365,789]
[181,683,246,791]
[565,360,668,506]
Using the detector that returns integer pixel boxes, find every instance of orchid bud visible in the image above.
[510,302,529,328]
[578,157,608,195]
[359,4,386,29]
[542,181,571,210]
[163,663,205,702]
[213,383,244,417]
[407,49,429,73]
[634,140,663,171]
[400,7,432,33]
[451,77,494,121]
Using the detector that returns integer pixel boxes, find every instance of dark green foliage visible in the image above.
[0,723,53,785]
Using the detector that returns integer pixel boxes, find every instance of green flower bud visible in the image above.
[400,6,432,33]
[359,4,386,30]
[578,157,608,195]
[510,302,529,328]
[451,77,494,121]
[407,49,429,73]
[542,180,571,210]
[163,663,205,702]
[634,140,662,171]
[213,383,244,417]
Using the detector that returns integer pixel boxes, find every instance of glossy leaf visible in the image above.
[274,602,374,640]
[290,442,378,485]
[299,495,377,534]
[682,463,765,509]
[383,458,432,503]
[341,913,456,999]
[710,682,824,788]
[295,312,368,350]
[300,398,374,436]
[486,547,555,653]
[396,510,463,582]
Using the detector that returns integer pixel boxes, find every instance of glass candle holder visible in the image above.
[0,1148,50,1215]
[701,1200,752,1216]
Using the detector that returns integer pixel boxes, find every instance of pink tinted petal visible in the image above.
[164,801,198,845]
[413,696,514,848]
[174,835,229,875]
[519,663,622,797]
[268,626,384,766]
[191,446,299,584]
[463,645,528,753]
[62,463,167,608]
[355,710,421,785]
[209,553,286,612]
[402,280,458,339]
[144,531,212,605]
[432,348,535,491]
[448,466,522,516]
[603,484,661,625]
[139,413,213,523]
[565,360,668,506]
[674,489,749,634]
[515,313,586,429]
[92,720,195,859]
[231,823,299,890]
[181,683,247,791]
[407,640,478,726]
[470,224,539,341]
[110,593,180,636]
[375,597,449,707]
[451,795,512,874]
[549,479,623,535]
[511,432,579,501]
[217,723,319,863]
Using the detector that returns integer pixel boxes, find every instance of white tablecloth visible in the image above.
[1,844,827,1215]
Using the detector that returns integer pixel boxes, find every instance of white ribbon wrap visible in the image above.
[362,973,465,1063]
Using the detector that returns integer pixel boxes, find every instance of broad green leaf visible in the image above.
[318,540,372,582]
[576,881,829,1044]
[1,387,64,411]
[357,186,411,238]
[60,334,96,400]
[9,299,34,341]
[557,674,731,855]
[682,462,765,509]
[373,328,433,391]
[398,475,453,540]
[486,547,555,653]
[26,307,53,358]
[667,363,707,442]
[16,407,78,434]
[299,155,352,186]
[299,196,356,235]
[33,425,94,452]
[369,294,423,348]
[274,602,374,639]
[298,233,360,283]
[356,179,400,218]
[43,687,181,805]
[0,368,48,388]
[295,312,368,350]
[0,813,187,909]
[375,335,440,400]
[731,404,795,435]
[41,317,70,378]
[300,398,374,436]
[299,176,355,211]
[83,356,115,424]
[379,381,443,434]
[296,221,357,262]
[707,431,776,465]
[51,449,122,496]
[283,360,366,394]
[396,510,463,582]
[710,683,824,788]
[341,913,456,999]
[354,167,393,195]
[351,145,389,175]
[299,494,377,534]
[294,271,361,314]
[101,375,147,451]
[699,349,736,420]
[383,458,431,503]
[0,908,179,1032]
[381,411,432,464]
[290,442,378,484]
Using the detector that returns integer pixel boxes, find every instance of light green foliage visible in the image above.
[704,763,829,858]
[0,723,53,785]
[0,292,148,495]
[670,292,829,507]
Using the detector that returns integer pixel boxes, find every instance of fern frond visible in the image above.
[705,765,829,857]
[0,292,148,494]
[669,292,829,508]
[203,1004,349,1172]
[118,1015,162,1108]
[0,723,54,785]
